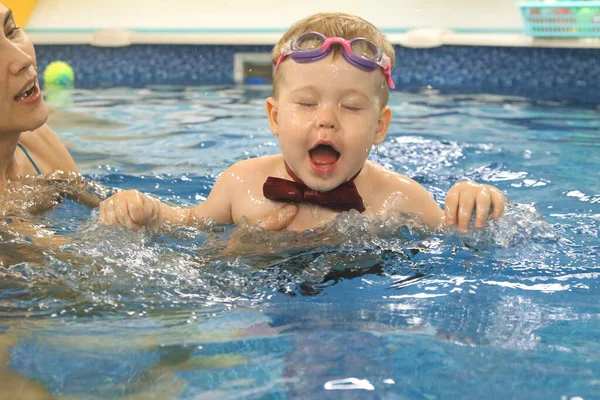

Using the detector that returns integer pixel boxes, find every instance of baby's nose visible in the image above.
[316,108,338,129]
[318,119,335,129]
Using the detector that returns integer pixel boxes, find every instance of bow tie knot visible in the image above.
[263,165,365,213]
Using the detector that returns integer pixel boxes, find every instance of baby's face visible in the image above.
[268,54,390,192]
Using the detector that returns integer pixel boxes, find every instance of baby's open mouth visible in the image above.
[309,144,340,165]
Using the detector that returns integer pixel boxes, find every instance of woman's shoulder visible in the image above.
[21,123,62,147]
[19,124,78,175]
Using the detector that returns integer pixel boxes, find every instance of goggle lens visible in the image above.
[295,33,325,50]
[350,39,379,61]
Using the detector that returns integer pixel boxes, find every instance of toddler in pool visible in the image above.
[99,12,505,233]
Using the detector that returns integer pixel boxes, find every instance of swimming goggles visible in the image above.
[275,31,395,89]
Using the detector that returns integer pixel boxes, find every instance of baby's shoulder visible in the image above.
[363,162,441,224]
[218,155,281,184]
[364,161,434,203]
[225,155,280,174]
[365,161,419,190]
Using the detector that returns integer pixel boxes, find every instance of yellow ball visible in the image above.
[43,61,75,90]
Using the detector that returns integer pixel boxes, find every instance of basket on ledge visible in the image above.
[518,1,600,37]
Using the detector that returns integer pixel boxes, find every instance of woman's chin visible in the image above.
[19,102,49,132]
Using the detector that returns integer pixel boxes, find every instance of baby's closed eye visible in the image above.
[341,104,363,112]
[297,102,317,108]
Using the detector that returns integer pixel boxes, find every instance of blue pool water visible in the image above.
[1,86,599,399]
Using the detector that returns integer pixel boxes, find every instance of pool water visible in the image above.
[1,86,599,399]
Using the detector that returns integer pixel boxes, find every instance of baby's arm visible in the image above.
[383,175,505,232]
[99,189,191,231]
[389,182,445,230]
[183,163,298,231]
[99,162,298,232]
[99,167,236,231]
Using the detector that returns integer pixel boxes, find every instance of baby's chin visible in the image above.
[303,177,346,193]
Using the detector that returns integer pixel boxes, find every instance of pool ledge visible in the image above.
[26,29,600,49]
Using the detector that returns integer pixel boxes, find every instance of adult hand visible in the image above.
[256,204,298,232]
[220,204,298,257]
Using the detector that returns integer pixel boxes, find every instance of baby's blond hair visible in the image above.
[271,12,395,105]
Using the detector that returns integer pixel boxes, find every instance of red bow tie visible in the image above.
[263,164,365,213]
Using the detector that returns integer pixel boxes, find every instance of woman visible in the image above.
[0,5,77,187]
[0,3,96,263]
[1,3,295,227]
[0,2,297,264]
[1,2,296,221]
[1,7,78,395]
[0,6,284,397]
[0,3,109,268]
[0,3,104,223]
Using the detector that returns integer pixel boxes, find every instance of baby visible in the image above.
[99,12,505,234]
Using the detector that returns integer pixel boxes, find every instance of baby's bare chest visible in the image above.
[229,180,380,231]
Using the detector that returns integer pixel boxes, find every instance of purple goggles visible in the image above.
[275,31,395,89]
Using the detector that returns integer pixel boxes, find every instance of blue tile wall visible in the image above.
[35,44,600,103]
[35,45,272,88]
[393,46,600,103]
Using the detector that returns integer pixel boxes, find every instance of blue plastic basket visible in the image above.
[518,1,600,37]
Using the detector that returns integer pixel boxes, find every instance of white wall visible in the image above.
[28,0,524,31]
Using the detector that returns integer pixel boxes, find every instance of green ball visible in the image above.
[43,61,75,90]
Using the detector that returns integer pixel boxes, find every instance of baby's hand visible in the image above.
[99,190,164,231]
[444,181,505,233]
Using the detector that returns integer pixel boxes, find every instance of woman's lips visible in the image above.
[14,80,41,104]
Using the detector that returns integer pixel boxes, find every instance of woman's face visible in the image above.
[0,4,47,136]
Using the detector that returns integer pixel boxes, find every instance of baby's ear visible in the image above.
[374,106,392,145]
[265,97,279,137]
